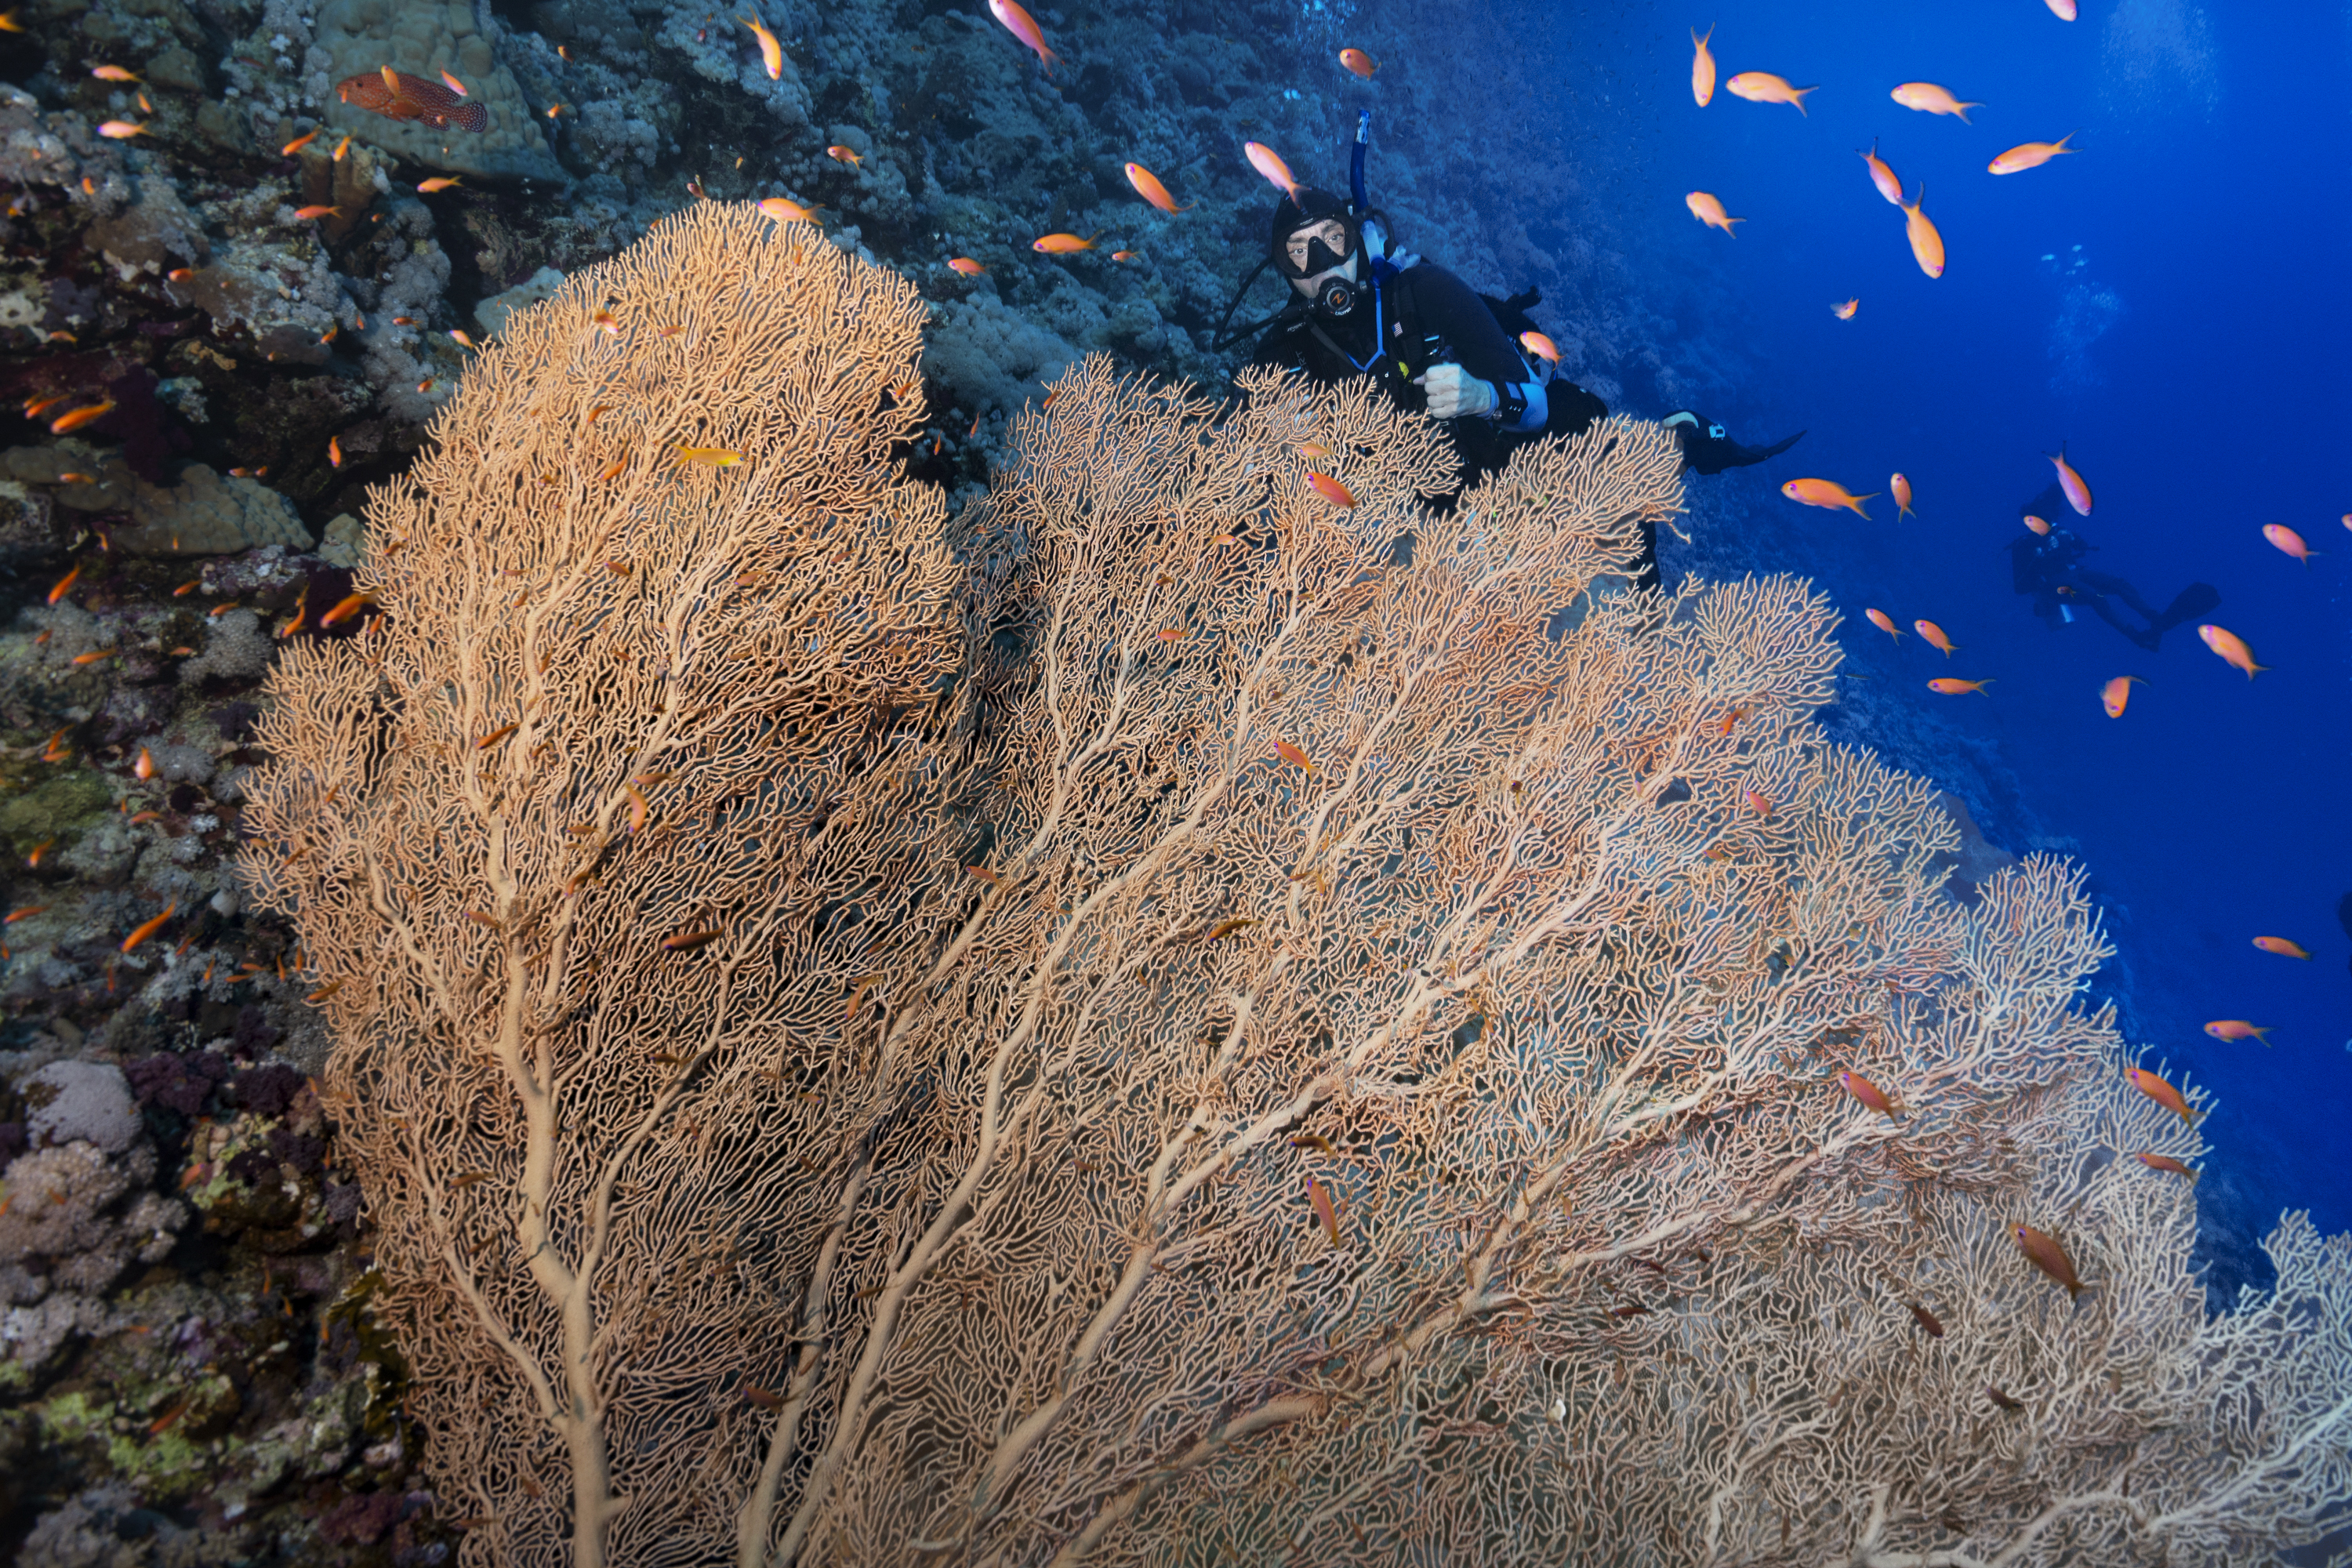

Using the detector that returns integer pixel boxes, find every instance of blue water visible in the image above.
[1525,0,2352,1279]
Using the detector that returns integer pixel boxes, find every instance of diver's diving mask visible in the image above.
[1279,216,1362,318]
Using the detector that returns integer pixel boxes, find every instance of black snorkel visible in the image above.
[1208,257,1285,351]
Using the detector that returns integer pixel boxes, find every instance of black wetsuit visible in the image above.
[1250,262,1608,491]
[2008,488,2219,651]
[1250,262,1794,590]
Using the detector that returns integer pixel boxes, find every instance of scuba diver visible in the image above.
[2006,483,2219,651]
[1211,115,1803,584]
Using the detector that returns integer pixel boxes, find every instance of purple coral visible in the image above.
[316,1490,407,1547]
[230,1062,305,1116]
[230,1004,281,1058]
[125,1051,231,1117]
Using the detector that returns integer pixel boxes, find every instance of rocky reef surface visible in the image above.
[0,0,2170,1559]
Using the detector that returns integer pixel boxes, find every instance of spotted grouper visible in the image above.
[336,66,488,133]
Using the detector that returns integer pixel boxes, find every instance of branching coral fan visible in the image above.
[242,205,2352,1568]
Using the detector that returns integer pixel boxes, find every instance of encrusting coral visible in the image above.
[243,205,2352,1567]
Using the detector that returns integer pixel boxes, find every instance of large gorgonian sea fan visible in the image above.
[244,201,2352,1566]
[240,203,964,1568]
[791,365,2349,1568]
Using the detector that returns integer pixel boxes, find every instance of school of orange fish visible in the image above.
[1676,12,2350,1262]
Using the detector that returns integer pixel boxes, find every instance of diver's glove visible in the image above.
[1416,362,1494,419]
[1416,363,1549,434]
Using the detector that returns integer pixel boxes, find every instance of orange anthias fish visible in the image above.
[1685,191,1743,235]
[1891,82,1982,122]
[47,562,81,604]
[1860,138,1904,205]
[1032,232,1101,254]
[1890,473,1914,518]
[2013,1224,2085,1301]
[1990,134,2078,175]
[1111,249,1138,262]
[336,67,489,133]
[1831,298,1859,320]
[1275,739,1315,773]
[1690,25,1715,107]
[1246,141,1301,201]
[1305,1174,1341,1245]
[120,902,176,955]
[1308,472,1364,510]
[50,401,115,434]
[947,256,986,275]
[417,176,463,193]
[2100,674,2143,717]
[1338,47,1377,79]
[741,13,784,79]
[2196,624,2268,679]
[1913,619,1957,657]
[93,64,140,82]
[2203,1019,2273,1045]
[988,0,1058,71]
[826,144,862,167]
[2262,523,2320,564]
[1838,1070,1900,1118]
[1901,184,1945,278]
[96,120,147,139]
[1726,71,1816,115]
[2133,1152,2198,1184]
[2126,1065,2200,1125]
[1927,677,1992,695]
[2047,443,2092,514]
[293,204,342,220]
[1305,471,1355,508]
[2252,935,2310,960]
[2022,514,2053,536]
[319,591,374,628]
[758,196,825,223]
[1864,608,1904,641]
[1743,786,1773,818]
[1124,163,1192,213]
[1519,330,1559,363]
[1781,477,1874,517]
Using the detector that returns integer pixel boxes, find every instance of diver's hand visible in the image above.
[1415,362,1495,420]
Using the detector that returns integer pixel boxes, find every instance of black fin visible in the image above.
[1675,419,1807,476]
[2154,582,2221,632]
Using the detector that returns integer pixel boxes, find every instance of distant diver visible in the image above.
[1211,113,1802,586]
[2008,483,2219,652]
